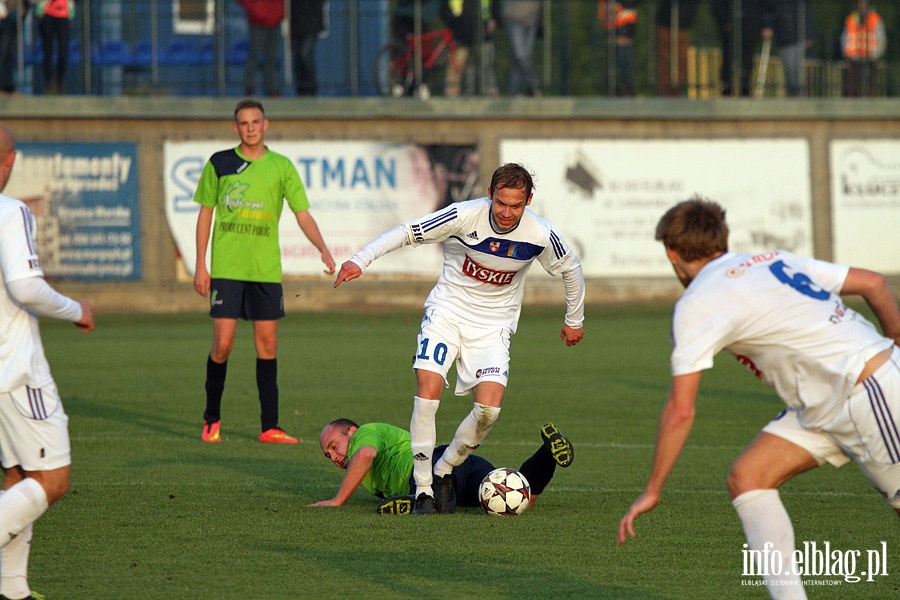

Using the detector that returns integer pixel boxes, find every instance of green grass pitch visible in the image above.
[30,305,899,598]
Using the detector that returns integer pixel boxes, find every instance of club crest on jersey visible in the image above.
[489,241,500,252]
[462,255,516,286]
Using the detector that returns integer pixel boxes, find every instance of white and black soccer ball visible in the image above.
[478,467,531,516]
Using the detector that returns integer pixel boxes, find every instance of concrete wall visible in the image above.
[1,95,898,313]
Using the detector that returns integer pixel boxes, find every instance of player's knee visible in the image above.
[726,464,765,498]
[210,340,233,362]
[254,337,277,359]
[39,472,70,505]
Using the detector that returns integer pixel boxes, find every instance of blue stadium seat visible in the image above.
[68,39,81,64]
[198,40,214,63]
[132,40,153,66]
[92,40,135,67]
[159,40,204,66]
[226,39,248,65]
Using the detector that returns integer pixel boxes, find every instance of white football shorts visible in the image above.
[413,308,511,396]
[764,345,900,508]
[0,382,71,472]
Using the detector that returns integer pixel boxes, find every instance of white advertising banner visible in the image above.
[500,139,812,277]
[830,140,900,274]
[164,141,479,277]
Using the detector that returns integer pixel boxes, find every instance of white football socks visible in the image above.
[434,403,501,477]
[0,479,46,600]
[0,490,32,600]
[0,479,47,549]
[733,489,807,600]
[410,396,440,497]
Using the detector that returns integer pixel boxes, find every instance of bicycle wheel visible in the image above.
[373,42,412,97]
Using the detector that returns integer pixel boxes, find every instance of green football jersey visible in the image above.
[194,146,310,283]
[348,423,414,499]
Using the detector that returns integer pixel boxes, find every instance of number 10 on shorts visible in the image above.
[417,338,448,366]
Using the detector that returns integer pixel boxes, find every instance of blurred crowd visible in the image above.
[0,0,893,98]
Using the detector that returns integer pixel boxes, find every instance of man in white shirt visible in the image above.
[618,198,900,600]
[334,163,584,514]
[0,122,95,600]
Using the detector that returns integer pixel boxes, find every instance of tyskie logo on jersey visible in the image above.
[462,255,516,286]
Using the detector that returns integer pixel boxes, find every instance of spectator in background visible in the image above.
[0,1,30,96]
[501,0,542,97]
[762,0,815,97]
[598,1,639,97]
[476,0,500,96]
[655,0,699,96]
[239,0,284,97]
[440,0,499,97]
[35,0,73,94]
[711,0,765,96]
[841,0,886,97]
[290,0,326,96]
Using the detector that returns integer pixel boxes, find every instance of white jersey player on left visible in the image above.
[0,123,95,600]
[334,163,584,515]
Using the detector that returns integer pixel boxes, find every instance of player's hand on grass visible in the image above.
[561,324,584,346]
[308,499,340,507]
[617,491,661,544]
[333,261,362,288]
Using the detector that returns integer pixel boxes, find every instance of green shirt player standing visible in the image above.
[193,99,335,444]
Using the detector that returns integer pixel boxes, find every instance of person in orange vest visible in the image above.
[841,0,886,96]
[598,1,639,96]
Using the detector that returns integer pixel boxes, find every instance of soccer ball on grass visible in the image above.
[478,468,531,516]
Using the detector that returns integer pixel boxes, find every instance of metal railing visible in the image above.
[6,0,898,98]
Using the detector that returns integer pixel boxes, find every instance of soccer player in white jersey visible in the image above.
[619,198,900,600]
[0,123,95,600]
[334,163,585,515]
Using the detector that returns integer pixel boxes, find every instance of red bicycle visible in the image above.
[373,28,461,98]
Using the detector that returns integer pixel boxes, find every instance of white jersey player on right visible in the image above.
[619,198,900,600]
[334,163,585,515]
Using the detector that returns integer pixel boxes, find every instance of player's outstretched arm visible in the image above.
[618,372,701,543]
[333,261,362,288]
[309,445,377,507]
[618,490,661,544]
[560,324,584,346]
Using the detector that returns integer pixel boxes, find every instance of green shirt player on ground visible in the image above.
[310,420,575,514]
[193,98,335,445]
